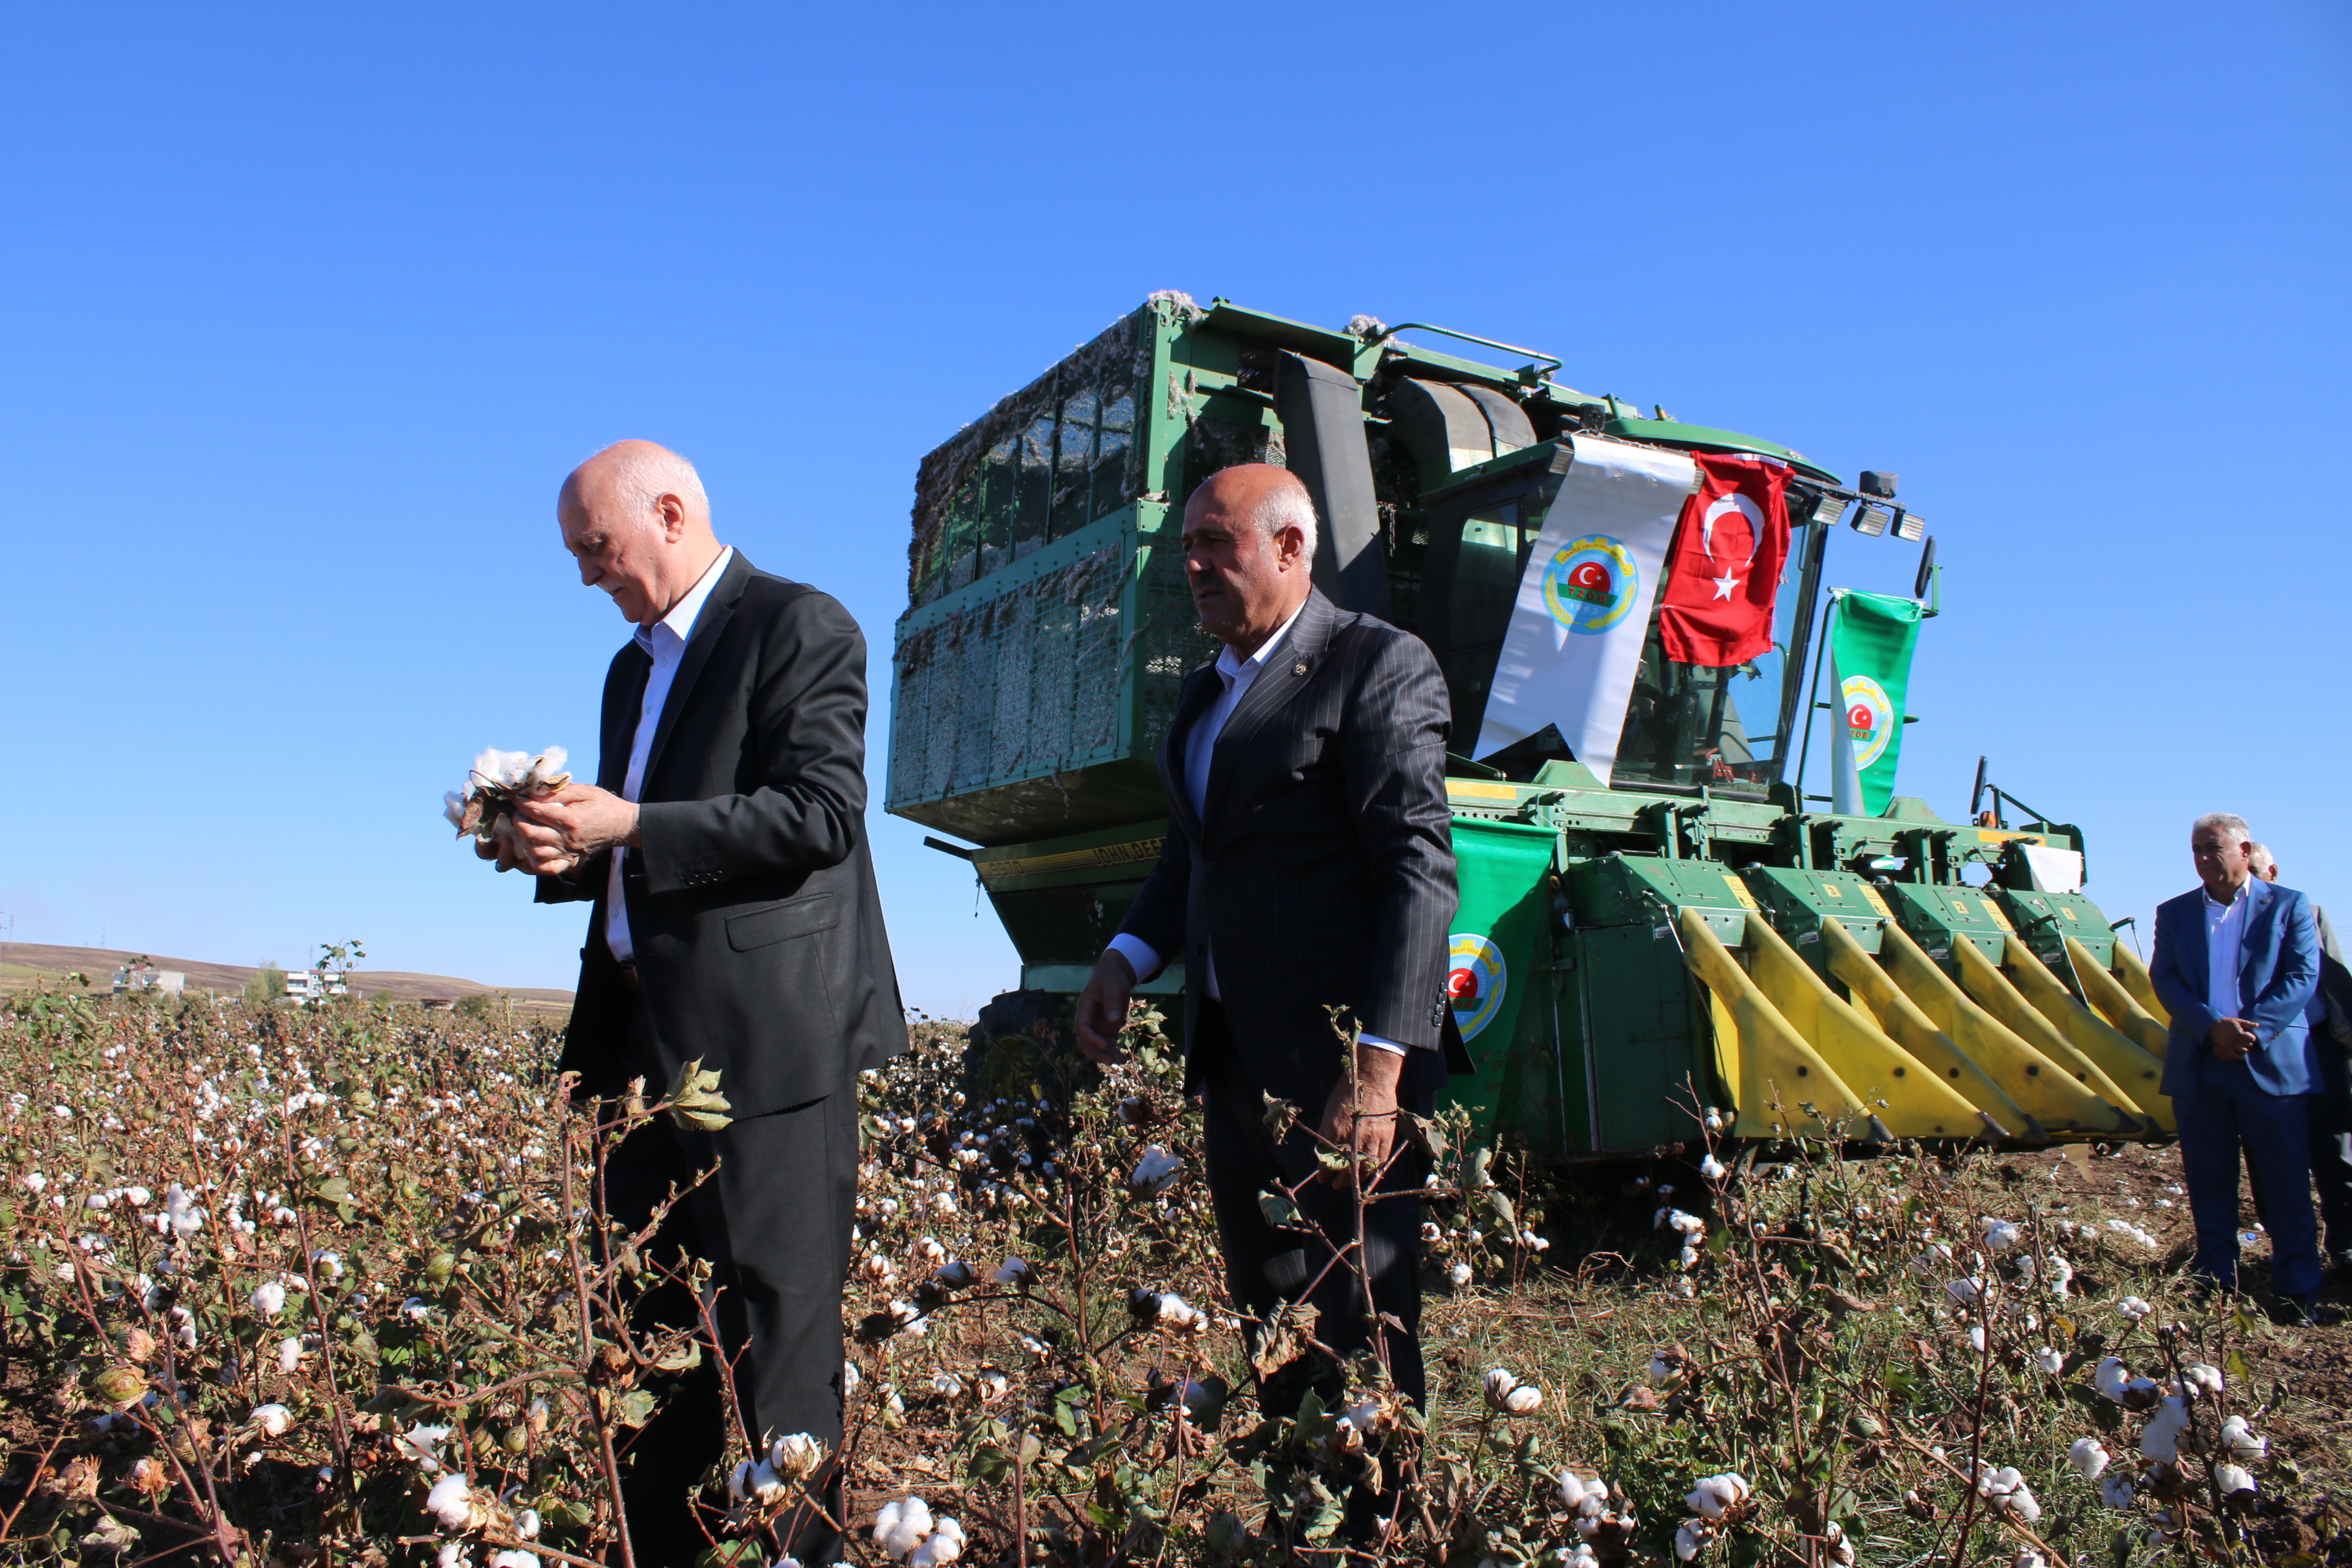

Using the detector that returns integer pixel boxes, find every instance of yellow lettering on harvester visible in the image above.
[1857,885,1894,918]
[1722,875,1760,911]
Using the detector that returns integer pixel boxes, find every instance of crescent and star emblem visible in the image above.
[1700,492,1765,602]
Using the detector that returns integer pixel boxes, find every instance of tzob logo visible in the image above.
[1840,674,1895,769]
[1541,534,1638,634]
[1446,934,1508,1041]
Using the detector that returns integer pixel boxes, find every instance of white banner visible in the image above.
[1475,435,1696,781]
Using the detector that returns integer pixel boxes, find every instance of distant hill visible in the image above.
[0,943,572,1010]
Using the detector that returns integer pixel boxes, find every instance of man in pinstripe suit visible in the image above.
[1075,463,1459,1413]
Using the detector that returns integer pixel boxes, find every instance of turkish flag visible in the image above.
[1656,452,1792,667]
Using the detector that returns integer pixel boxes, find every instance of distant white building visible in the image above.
[282,970,349,1006]
[112,965,186,996]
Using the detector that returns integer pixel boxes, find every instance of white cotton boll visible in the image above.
[913,1236,946,1264]
[911,1518,966,1567]
[1983,1219,2022,1253]
[992,1257,1032,1286]
[425,1473,475,1529]
[1128,1145,1182,1196]
[2100,1474,2137,1511]
[2220,1415,2268,1462]
[2035,1346,2065,1373]
[2141,1397,2190,1463]
[771,1432,824,1477]
[487,1553,538,1568]
[2184,1363,2224,1395]
[1685,1473,1750,1520]
[2068,1436,2111,1479]
[2215,1463,2256,1496]
[1502,1384,1544,1415]
[23,1172,47,1193]
[1968,1326,1988,1353]
[514,1511,539,1541]
[251,1282,286,1318]
[1674,1520,1712,1560]
[1698,1155,1727,1181]
[2093,1357,2131,1402]
[1946,1277,1983,1305]
[438,1543,469,1568]
[251,1403,291,1437]
[277,1338,302,1374]
[1449,1262,1473,1287]
[2016,1554,2046,1568]
[1558,1471,1594,1511]
[1482,1367,1520,1409]
[443,791,469,829]
[2117,1295,2152,1321]
[874,1496,934,1561]
[930,1191,957,1216]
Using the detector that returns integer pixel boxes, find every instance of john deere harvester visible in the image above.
[886,292,2170,1157]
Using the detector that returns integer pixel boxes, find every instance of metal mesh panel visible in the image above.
[890,545,1130,812]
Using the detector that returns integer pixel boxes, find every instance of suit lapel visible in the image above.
[2240,878,2273,993]
[1158,668,1221,845]
[600,644,652,793]
[1202,590,1337,830]
[644,551,756,786]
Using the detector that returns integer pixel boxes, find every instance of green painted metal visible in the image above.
[1996,888,2117,971]
[1877,883,2016,968]
[1739,867,1894,977]
[1600,416,1840,484]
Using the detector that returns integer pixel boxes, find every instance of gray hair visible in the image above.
[589,440,710,524]
[1252,475,1320,562]
[2191,812,2253,843]
[2248,842,2277,876]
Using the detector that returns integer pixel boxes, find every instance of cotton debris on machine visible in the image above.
[887,291,2168,1158]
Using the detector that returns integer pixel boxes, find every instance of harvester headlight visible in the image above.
[1892,507,1925,542]
[1851,502,1892,538]
[1810,493,1849,527]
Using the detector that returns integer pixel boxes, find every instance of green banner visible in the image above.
[1444,818,1560,1127]
[1828,589,1925,817]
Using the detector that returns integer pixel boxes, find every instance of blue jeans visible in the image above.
[2174,1059,2322,1298]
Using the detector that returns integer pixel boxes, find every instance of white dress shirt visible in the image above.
[1108,600,1413,1054]
[605,547,734,964]
[2204,877,2251,1032]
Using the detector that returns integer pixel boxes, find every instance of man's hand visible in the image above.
[2208,1017,2260,1063]
[1074,951,1138,1064]
[1317,1046,1405,1191]
[513,783,640,876]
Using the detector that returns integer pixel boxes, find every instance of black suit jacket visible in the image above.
[537,551,907,1115]
[1120,589,1460,1106]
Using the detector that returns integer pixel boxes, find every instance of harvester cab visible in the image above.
[887,293,2168,1157]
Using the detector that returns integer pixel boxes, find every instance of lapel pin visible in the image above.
[1293,661,1308,676]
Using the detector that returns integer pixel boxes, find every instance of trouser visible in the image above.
[600,1001,859,1568]
[2173,1061,2322,1299]
[1192,1001,1435,1413]
[2309,1040,2352,1260]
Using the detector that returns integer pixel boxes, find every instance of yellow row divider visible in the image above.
[1876,921,2145,1136]
[1948,934,2150,1124]
[1819,918,2041,1141]
[2112,941,2173,1029]
[1999,936,2173,1132]
[1743,916,1995,1139]
[2064,934,2171,1060]
[1677,908,1874,1141]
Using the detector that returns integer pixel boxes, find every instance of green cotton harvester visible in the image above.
[886,293,2171,1156]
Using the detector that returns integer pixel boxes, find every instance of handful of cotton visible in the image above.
[442,747,571,847]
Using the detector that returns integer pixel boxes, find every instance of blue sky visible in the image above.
[1,3,2346,1013]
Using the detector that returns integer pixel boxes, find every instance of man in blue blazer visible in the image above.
[2152,812,2324,1319]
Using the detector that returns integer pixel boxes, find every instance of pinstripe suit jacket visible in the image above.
[1119,589,1460,1104]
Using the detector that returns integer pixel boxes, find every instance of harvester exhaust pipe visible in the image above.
[1275,351,1389,616]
